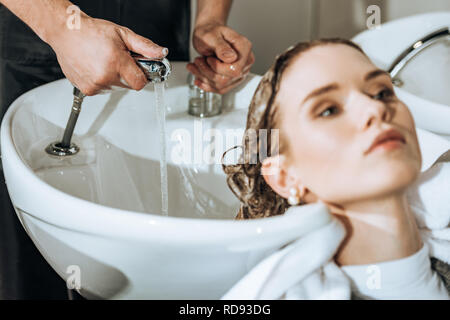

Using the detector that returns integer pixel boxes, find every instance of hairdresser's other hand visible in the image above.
[187,22,254,94]
[47,14,168,96]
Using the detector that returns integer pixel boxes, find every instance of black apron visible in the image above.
[0,0,190,299]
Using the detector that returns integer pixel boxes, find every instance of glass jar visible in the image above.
[187,73,222,117]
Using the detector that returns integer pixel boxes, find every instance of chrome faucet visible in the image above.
[45,55,171,157]
[389,27,449,86]
[131,53,172,83]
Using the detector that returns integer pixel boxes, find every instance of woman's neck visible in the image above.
[331,192,423,266]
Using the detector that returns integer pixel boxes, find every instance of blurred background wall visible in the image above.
[191,0,450,74]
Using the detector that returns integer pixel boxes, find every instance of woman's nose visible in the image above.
[359,94,393,130]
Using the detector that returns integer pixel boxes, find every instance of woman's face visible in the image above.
[274,44,422,206]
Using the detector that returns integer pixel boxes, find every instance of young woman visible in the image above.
[223,39,450,299]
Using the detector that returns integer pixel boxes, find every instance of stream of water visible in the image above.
[154,82,169,216]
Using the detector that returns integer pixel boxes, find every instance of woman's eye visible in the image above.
[318,106,339,117]
[373,88,394,100]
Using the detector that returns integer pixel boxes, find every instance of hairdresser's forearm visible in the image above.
[196,0,233,27]
[0,0,78,44]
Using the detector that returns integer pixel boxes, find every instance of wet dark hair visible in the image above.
[223,38,366,220]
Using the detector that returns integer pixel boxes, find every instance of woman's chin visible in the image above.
[366,163,421,198]
[324,164,420,205]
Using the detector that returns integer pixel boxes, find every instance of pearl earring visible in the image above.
[288,187,300,205]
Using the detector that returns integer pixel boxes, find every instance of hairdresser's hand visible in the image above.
[47,15,168,96]
[187,22,255,94]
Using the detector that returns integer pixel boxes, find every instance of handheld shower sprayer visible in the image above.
[131,53,172,83]
[45,54,171,157]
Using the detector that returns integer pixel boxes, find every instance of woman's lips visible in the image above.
[365,129,406,155]
[373,139,404,152]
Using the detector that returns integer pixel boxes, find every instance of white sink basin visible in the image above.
[353,12,450,139]
[1,62,331,299]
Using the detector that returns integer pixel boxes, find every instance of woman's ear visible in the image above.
[261,155,318,204]
[261,155,297,199]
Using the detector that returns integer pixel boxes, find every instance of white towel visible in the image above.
[222,209,350,300]
[222,128,450,300]
[408,128,450,264]
[408,162,450,230]
[416,128,450,172]
[283,262,351,300]
[419,228,450,266]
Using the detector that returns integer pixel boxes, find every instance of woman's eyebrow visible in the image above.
[365,69,390,81]
[302,83,339,103]
[301,70,390,104]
